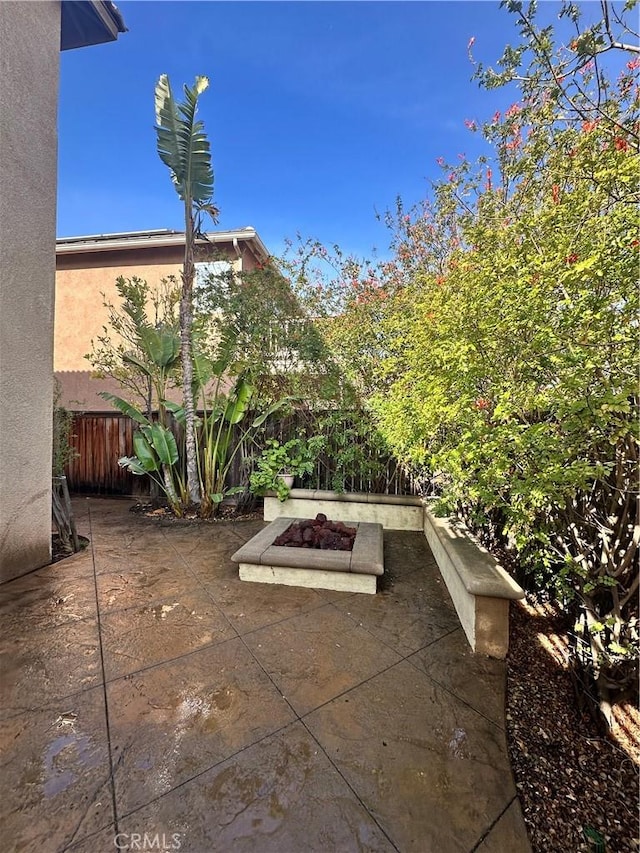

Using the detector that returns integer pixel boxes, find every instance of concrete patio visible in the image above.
[1,498,531,853]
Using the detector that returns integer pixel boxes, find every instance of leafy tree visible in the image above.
[473,0,639,141]
[86,276,181,420]
[196,258,336,403]
[292,1,639,706]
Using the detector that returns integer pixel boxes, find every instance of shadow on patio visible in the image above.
[1,498,530,852]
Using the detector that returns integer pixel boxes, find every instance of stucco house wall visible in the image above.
[0,1,61,581]
[1,0,125,582]
[56,245,186,374]
[54,230,268,411]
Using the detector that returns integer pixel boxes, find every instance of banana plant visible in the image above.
[155,73,218,507]
[187,334,292,516]
[122,323,180,425]
[100,393,187,515]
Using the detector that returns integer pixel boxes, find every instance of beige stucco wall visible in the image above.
[0,2,61,580]
[55,242,247,410]
[55,247,186,372]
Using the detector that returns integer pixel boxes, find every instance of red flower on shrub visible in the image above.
[552,184,560,204]
[474,398,490,411]
[565,253,579,264]
[614,137,629,151]
[486,168,493,191]
[582,120,598,133]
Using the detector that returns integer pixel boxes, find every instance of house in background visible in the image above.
[54,227,270,411]
[0,1,126,582]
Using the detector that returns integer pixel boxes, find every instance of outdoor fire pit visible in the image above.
[231,516,384,594]
[272,513,357,551]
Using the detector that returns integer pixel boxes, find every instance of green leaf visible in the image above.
[163,400,186,426]
[118,455,148,476]
[224,379,254,424]
[582,826,606,852]
[252,397,292,428]
[99,393,149,426]
[225,486,245,496]
[155,74,215,207]
[211,327,239,376]
[148,423,179,467]
[122,351,152,377]
[191,351,217,400]
[139,326,180,367]
[132,431,160,472]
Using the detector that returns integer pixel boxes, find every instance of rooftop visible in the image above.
[56,228,270,262]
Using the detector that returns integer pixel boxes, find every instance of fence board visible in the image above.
[65,411,417,497]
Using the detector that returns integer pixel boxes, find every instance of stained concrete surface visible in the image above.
[0,498,531,852]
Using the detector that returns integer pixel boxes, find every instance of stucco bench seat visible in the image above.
[264,489,423,530]
[423,507,524,658]
[261,489,524,657]
[231,517,384,594]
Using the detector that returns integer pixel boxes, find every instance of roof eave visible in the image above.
[56,229,270,262]
[61,1,127,51]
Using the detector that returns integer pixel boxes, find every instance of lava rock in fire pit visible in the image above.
[273,513,356,551]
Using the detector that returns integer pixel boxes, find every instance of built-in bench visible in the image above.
[264,489,424,530]
[263,489,524,658]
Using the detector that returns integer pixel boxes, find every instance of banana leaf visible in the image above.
[122,351,152,378]
[133,431,160,472]
[99,392,149,426]
[142,423,179,467]
[252,397,294,428]
[154,74,214,206]
[139,326,180,367]
[224,379,254,424]
[118,455,149,476]
[163,400,186,426]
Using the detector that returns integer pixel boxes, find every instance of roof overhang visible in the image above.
[56,228,270,263]
[61,1,127,51]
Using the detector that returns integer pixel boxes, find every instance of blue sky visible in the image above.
[57,1,559,258]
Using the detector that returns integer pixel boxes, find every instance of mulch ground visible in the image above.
[129,500,263,524]
[506,598,639,853]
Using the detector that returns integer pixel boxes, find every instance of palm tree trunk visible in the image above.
[181,209,200,506]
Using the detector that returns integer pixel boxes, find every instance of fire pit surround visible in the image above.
[231,516,384,594]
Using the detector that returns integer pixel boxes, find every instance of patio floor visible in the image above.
[1,498,531,853]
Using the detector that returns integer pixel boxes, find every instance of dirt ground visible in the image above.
[506,598,639,853]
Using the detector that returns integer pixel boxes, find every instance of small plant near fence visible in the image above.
[52,380,81,555]
[249,435,326,501]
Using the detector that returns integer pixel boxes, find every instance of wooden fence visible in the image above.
[65,411,417,497]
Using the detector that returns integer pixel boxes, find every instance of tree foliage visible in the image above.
[291,1,639,705]
[86,276,181,419]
